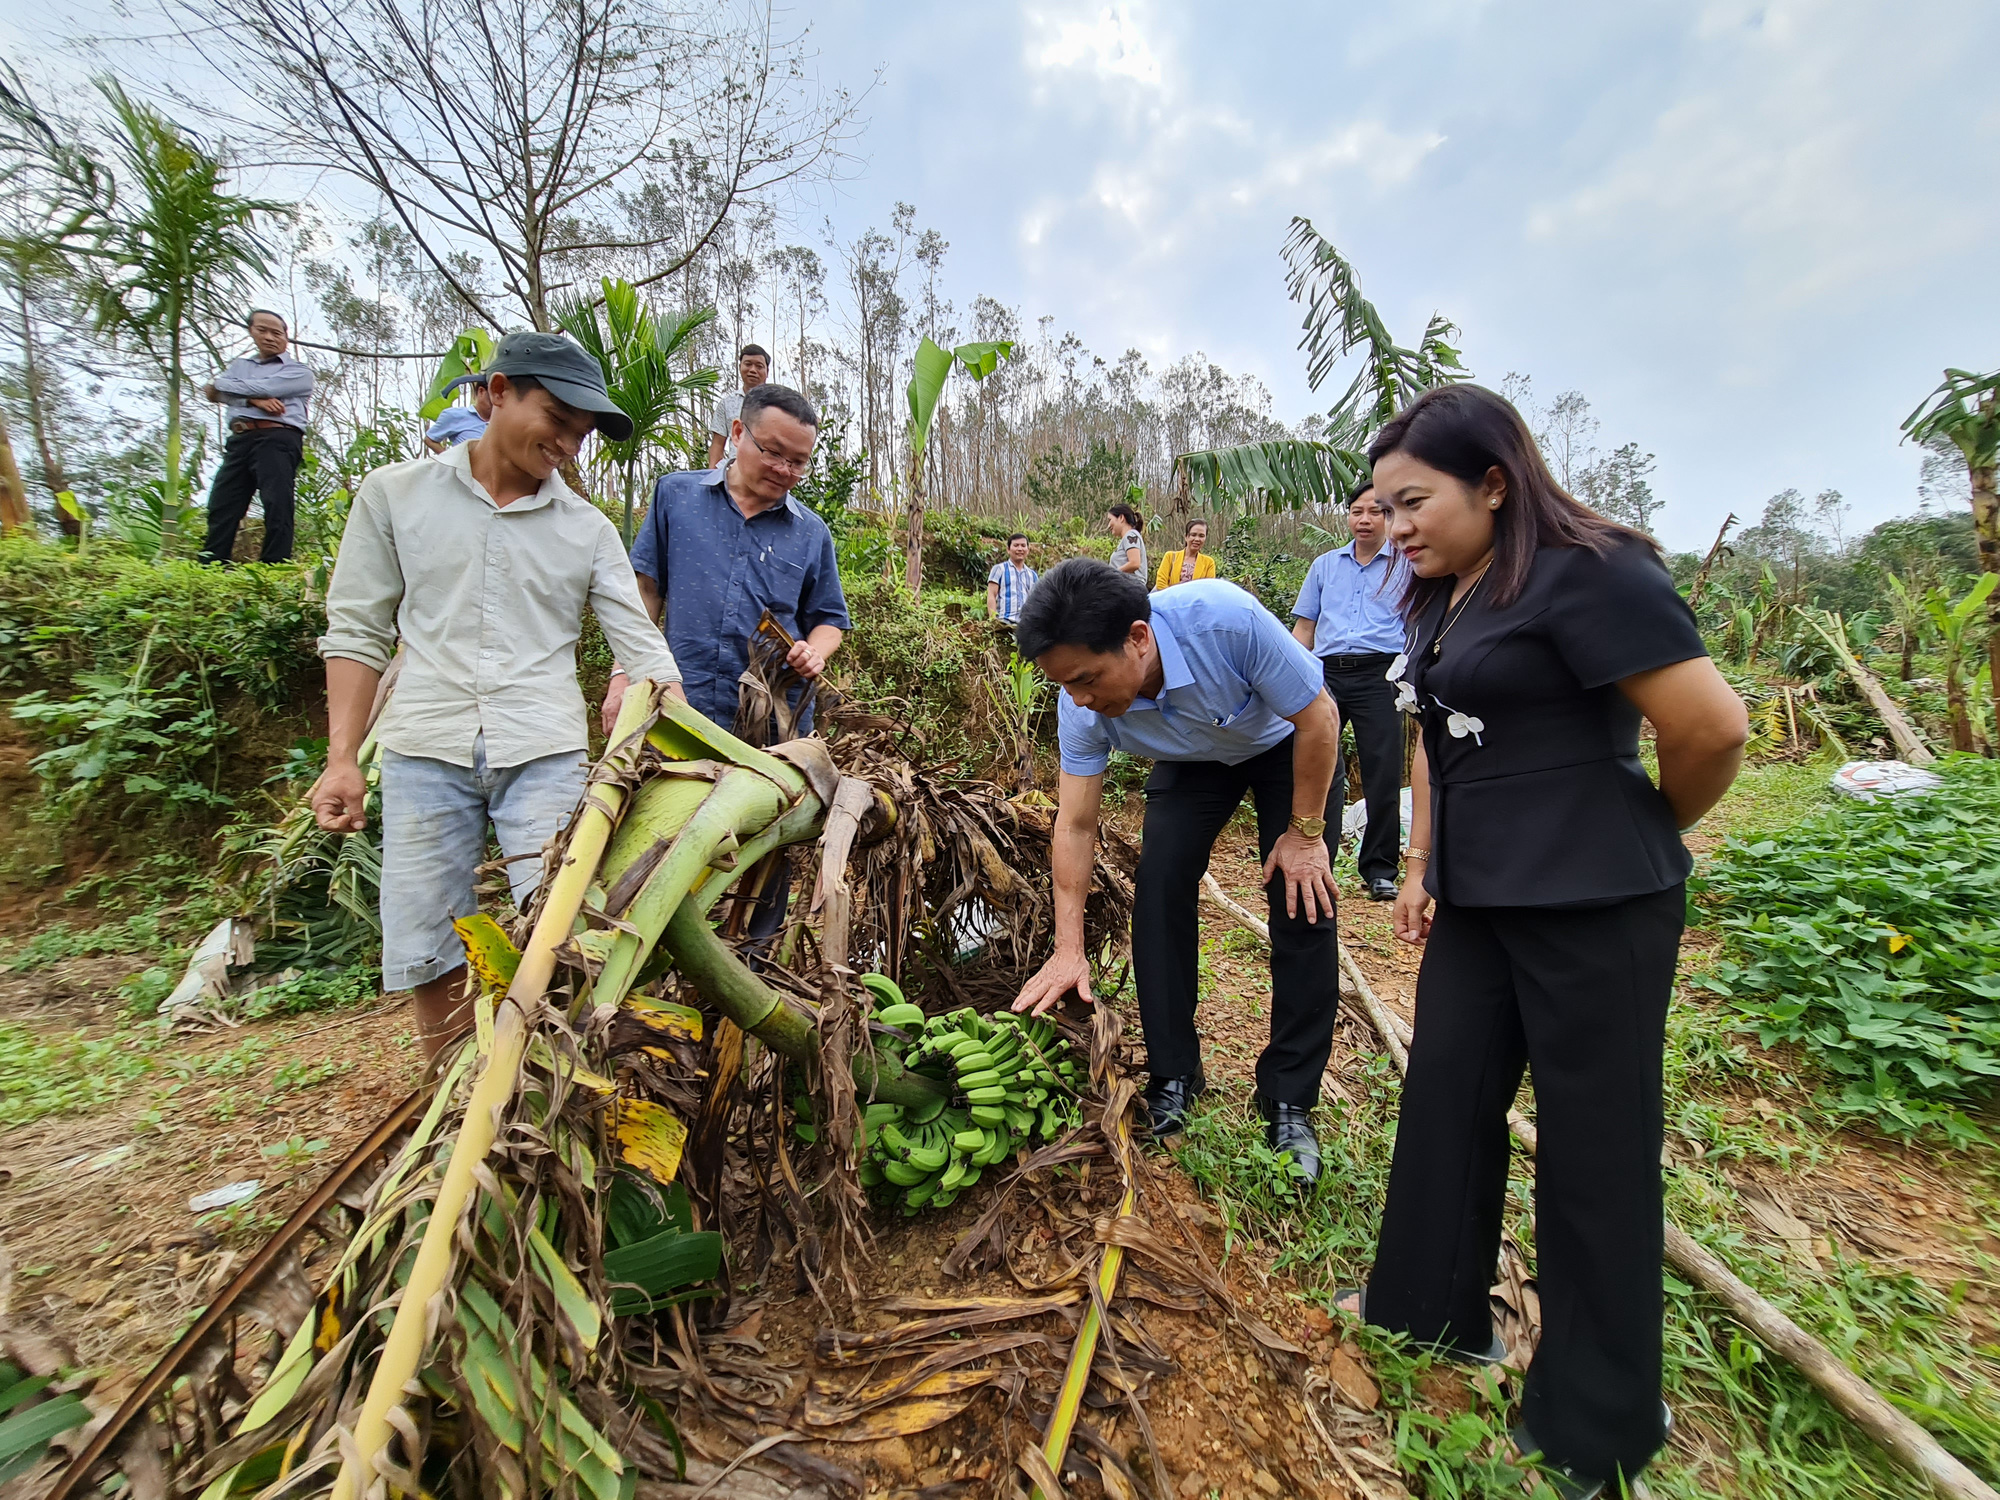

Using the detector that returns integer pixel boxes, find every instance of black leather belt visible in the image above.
[1324,652,1398,670]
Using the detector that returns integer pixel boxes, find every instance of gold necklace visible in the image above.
[1429,568,1490,658]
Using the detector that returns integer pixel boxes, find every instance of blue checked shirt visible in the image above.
[987,560,1039,623]
[1291,541,1410,656]
[1056,580,1324,775]
[629,465,851,730]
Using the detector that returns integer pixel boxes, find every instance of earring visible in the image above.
[1489,500,1499,509]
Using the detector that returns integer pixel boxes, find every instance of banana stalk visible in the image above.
[1036,1099,1137,1498]
[331,680,666,1500]
[658,903,948,1109]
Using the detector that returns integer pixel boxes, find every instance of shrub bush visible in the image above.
[1694,755,2000,1142]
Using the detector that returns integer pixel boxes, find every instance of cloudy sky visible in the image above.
[9,0,1996,551]
[792,0,2000,550]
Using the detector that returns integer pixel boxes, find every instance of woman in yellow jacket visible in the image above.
[1154,518,1217,590]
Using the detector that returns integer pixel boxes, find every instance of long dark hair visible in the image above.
[1368,384,1652,619]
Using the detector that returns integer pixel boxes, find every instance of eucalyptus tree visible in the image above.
[1177,216,1467,512]
[0,63,106,529]
[75,83,284,552]
[172,0,867,333]
[557,277,719,543]
[1902,367,2000,742]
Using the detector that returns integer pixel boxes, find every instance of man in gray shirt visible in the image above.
[705,344,771,468]
[200,308,314,564]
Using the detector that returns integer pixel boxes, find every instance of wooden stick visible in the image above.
[1202,878,1998,1500]
[1795,607,1936,765]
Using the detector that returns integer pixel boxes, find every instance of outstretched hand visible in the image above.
[1010,948,1094,1018]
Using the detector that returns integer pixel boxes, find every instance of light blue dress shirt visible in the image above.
[1057,580,1324,775]
[426,406,487,446]
[1292,542,1410,656]
[211,351,314,431]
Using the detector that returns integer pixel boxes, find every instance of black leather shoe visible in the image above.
[1256,1094,1321,1186]
[1142,1075,1205,1138]
[1368,877,1400,902]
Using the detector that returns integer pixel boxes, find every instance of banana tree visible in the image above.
[1902,368,2000,744]
[418,325,495,421]
[1178,217,1466,513]
[904,335,1013,594]
[557,278,719,544]
[76,82,284,553]
[1921,573,1998,752]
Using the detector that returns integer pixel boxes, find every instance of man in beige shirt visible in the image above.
[312,332,681,1058]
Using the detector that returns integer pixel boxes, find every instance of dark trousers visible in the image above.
[201,426,302,564]
[1132,734,1339,1105]
[1322,654,1405,883]
[1365,885,1685,1482]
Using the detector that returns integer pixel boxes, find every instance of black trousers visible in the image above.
[1365,885,1684,1482]
[1132,734,1339,1105]
[201,426,303,564]
[1322,654,1405,883]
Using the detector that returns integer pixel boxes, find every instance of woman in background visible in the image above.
[1338,384,1746,1500]
[1153,518,1217,590]
[1106,502,1147,578]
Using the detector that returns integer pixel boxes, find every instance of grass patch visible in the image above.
[0,1023,160,1126]
[1,913,175,973]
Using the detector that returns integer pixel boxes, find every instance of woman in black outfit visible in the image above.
[1338,385,1747,1498]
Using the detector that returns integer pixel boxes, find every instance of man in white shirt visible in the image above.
[706,344,771,468]
[312,331,682,1059]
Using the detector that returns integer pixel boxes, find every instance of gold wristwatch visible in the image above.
[1289,814,1328,839]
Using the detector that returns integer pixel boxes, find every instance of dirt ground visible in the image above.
[4,816,1996,1497]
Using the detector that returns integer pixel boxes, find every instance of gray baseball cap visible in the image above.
[471,330,633,442]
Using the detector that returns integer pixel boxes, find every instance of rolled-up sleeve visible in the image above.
[590,520,681,684]
[317,476,403,671]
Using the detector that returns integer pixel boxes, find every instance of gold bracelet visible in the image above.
[1403,848,1430,861]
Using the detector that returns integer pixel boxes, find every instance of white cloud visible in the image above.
[1030,3,1163,86]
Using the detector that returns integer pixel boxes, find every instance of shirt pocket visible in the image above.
[1208,692,1257,729]
[746,546,807,619]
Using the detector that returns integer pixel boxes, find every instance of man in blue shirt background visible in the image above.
[1009,558,1342,1184]
[1292,482,1411,902]
[603,383,850,939]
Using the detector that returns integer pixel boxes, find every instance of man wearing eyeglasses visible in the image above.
[607,383,849,745]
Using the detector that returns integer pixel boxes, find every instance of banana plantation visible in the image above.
[5,5,2000,1499]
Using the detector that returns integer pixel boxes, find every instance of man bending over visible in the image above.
[1010,559,1342,1184]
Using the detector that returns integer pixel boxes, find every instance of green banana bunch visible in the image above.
[851,980,1085,1215]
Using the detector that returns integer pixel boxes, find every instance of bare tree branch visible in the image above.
[167,0,868,331]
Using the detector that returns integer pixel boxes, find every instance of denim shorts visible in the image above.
[377,735,588,991]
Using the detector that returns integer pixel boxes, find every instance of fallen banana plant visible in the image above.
[61,679,1145,1499]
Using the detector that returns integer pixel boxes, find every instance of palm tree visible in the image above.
[556,278,719,544]
[1176,217,1467,511]
[77,82,285,552]
[1902,368,2000,746]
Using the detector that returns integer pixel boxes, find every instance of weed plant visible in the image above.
[1694,755,2000,1141]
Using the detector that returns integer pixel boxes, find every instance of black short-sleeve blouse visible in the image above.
[1405,537,1707,908]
